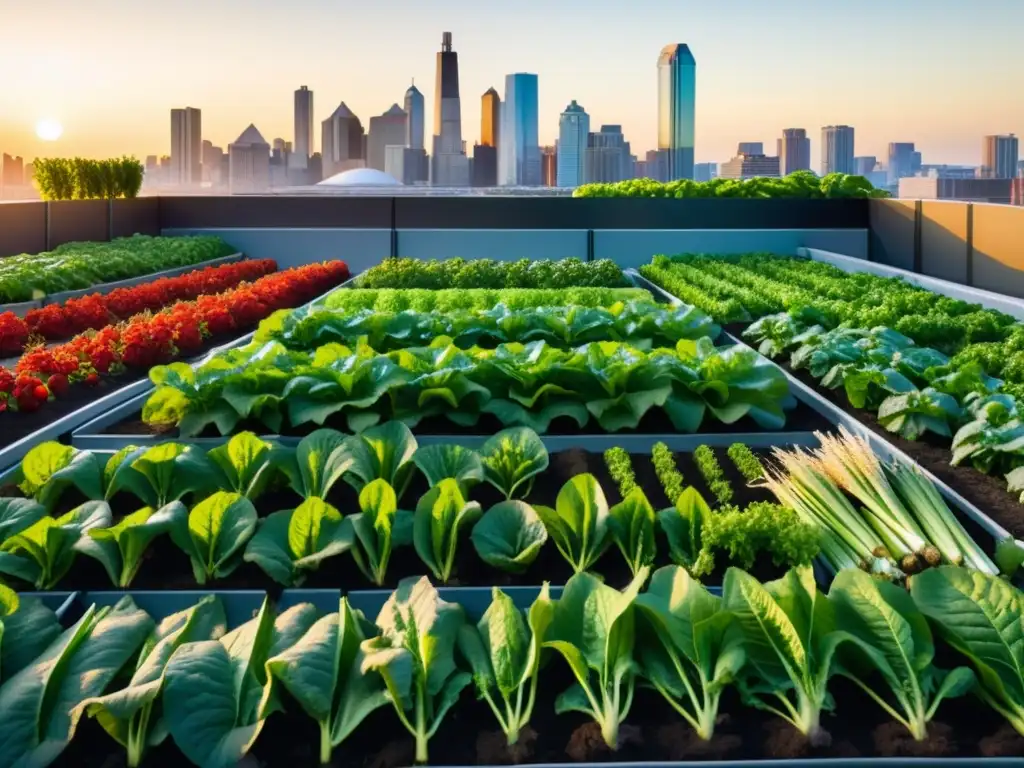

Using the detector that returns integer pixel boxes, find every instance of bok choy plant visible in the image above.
[343,421,418,500]
[169,492,258,585]
[470,500,549,574]
[533,474,611,573]
[458,585,554,745]
[206,432,278,500]
[544,567,648,749]
[106,443,221,509]
[413,478,483,583]
[76,502,187,587]
[0,587,61,685]
[344,479,411,586]
[479,427,549,500]
[361,576,472,764]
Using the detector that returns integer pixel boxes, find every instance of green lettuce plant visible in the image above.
[0,596,153,768]
[267,598,389,764]
[458,585,554,745]
[635,566,743,739]
[0,501,112,589]
[534,474,610,573]
[544,568,648,749]
[344,421,418,499]
[169,492,258,584]
[17,442,106,510]
[76,502,187,587]
[479,427,548,500]
[163,599,319,768]
[206,432,277,500]
[413,478,482,583]
[107,443,221,508]
[80,595,228,767]
[244,497,353,586]
[361,576,472,763]
[273,429,353,499]
[471,500,548,574]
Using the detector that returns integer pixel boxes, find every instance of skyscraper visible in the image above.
[368,104,408,172]
[981,134,1019,178]
[201,140,224,186]
[821,125,855,175]
[228,124,270,194]
[737,142,763,155]
[778,129,811,175]
[556,100,589,188]
[170,107,201,186]
[481,87,500,148]
[404,82,425,151]
[499,73,540,186]
[584,125,633,184]
[294,86,313,170]
[657,44,696,180]
[887,142,922,186]
[542,146,557,186]
[321,102,365,178]
[432,32,469,186]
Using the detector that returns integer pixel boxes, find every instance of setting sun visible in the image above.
[35,118,63,141]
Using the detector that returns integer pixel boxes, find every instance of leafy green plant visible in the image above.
[910,566,1024,736]
[80,595,228,767]
[355,257,627,290]
[76,502,187,587]
[0,587,61,685]
[603,447,638,498]
[699,502,820,574]
[470,500,549,573]
[458,585,554,745]
[413,478,483,583]
[163,599,319,768]
[480,427,548,500]
[0,500,112,588]
[544,568,648,748]
[0,497,47,541]
[206,432,277,500]
[267,597,389,764]
[344,421,418,500]
[361,576,472,763]
[877,388,962,441]
[657,487,710,574]
[609,488,657,576]
[413,444,484,491]
[274,429,353,499]
[652,442,685,501]
[169,491,258,585]
[32,156,144,200]
[723,565,846,746]
[634,566,743,739]
[951,394,1024,475]
[0,596,153,768]
[727,443,764,483]
[344,479,410,586]
[17,442,105,510]
[830,568,974,741]
[244,497,353,586]
[107,443,221,509]
[533,474,611,573]
[324,287,653,313]
[693,445,733,506]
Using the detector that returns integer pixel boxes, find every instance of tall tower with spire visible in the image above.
[405,80,424,151]
[431,31,469,186]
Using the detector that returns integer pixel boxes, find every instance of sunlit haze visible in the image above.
[1,0,1022,168]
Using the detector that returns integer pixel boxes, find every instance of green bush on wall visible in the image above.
[573,170,890,199]
[32,156,145,201]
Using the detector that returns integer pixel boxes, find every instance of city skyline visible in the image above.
[2,0,1023,169]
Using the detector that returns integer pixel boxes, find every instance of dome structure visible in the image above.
[317,167,402,187]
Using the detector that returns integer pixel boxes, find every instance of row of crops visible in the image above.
[1,251,1024,766]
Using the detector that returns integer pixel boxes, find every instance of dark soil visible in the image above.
[54,665,1017,766]
[99,398,832,439]
[7,447,784,593]
[783,362,1024,539]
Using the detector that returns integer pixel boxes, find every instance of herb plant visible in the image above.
[699,502,820,574]
[652,442,685,501]
[603,446,638,498]
[727,443,764,483]
[693,445,733,506]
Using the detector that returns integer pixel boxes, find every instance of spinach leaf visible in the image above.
[169,492,258,585]
[533,474,610,573]
[480,427,548,500]
[76,502,187,587]
[413,478,482,583]
[471,500,548,574]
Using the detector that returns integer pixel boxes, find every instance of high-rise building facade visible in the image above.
[584,125,633,184]
[293,86,313,170]
[321,102,366,178]
[404,83,425,151]
[201,140,225,186]
[821,125,855,175]
[542,146,557,186]
[368,104,408,172]
[694,162,717,182]
[170,107,202,186]
[481,87,500,148]
[228,124,270,194]
[719,152,780,179]
[887,142,922,186]
[499,73,541,186]
[432,32,469,186]
[854,156,877,176]
[556,100,589,188]
[737,142,763,155]
[778,128,811,175]
[657,44,696,180]
[981,134,1019,179]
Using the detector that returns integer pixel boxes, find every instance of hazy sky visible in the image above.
[1,0,1022,169]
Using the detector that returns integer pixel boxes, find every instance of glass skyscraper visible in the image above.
[499,73,540,186]
[657,44,696,181]
[556,100,589,188]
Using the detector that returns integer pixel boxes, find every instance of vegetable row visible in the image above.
[0,234,235,304]
[573,170,888,199]
[0,258,278,354]
[1,563,1021,768]
[141,336,794,437]
[0,261,350,416]
[354,257,629,290]
[322,286,652,313]
[255,299,720,353]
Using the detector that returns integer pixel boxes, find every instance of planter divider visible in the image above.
[0,299,43,317]
[16,591,79,622]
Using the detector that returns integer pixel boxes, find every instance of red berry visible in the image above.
[46,374,70,397]
[84,373,100,387]
[33,384,49,401]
